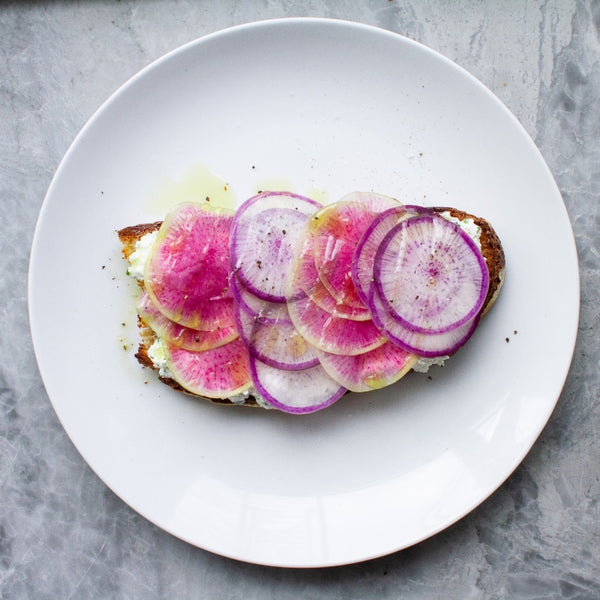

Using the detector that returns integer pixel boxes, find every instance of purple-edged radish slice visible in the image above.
[234,300,319,370]
[338,191,401,213]
[287,293,386,356]
[309,201,375,309]
[288,227,371,321]
[230,274,292,325]
[374,214,489,334]
[164,338,252,399]
[369,286,479,357]
[250,357,346,414]
[144,202,235,329]
[230,191,321,303]
[137,291,238,351]
[316,342,417,392]
[352,206,416,306]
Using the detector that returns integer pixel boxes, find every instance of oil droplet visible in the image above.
[149,164,237,214]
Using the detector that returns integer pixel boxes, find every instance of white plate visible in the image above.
[29,19,579,567]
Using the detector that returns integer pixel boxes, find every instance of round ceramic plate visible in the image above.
[29,19,579,567]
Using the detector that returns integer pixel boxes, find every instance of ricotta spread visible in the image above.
[440,211,482,249]
[127,231,157,280]
[412,355,449,373]
[147,337,173,379]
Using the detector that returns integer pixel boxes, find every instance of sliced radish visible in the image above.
[234,299,319,370]
[164,338,252,399]
[144,202,235,329]
[352,206,414,306]
[230,191,321,303]
[287,293,386,355]
[338,191,401,213]
[250,357,346,414]
[352,205,434,307]
[230,274,292,325]
[136,291,238,351]
[309,201,375,309]
[316,341,417,392]
[288,227,371,321]
[374,214,489,334]
[368,286,479,357]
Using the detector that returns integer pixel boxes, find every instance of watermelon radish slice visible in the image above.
[234,299,319,370]
[230,191,321,303]
[144,202,235,329]
[316,341,417,392]
[164,338,252,399]
[352,205,431,306]
[374,214,489,334]
[137,291,238,352]
[309,201,375,309]
[288,227,371,321]
[250,357,346,414]
[338,191,401,213]
[230,274,292,325]
[287,292,386,356]
[368,286,479,357]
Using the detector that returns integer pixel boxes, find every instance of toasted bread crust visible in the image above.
[117,205,505,406]
[117,222,162,261]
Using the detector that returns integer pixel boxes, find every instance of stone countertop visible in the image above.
[2,1,599,598]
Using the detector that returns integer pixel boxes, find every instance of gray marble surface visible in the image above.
[2,0,599,598]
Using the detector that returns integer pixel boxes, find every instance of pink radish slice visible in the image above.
[234,300,319,370]
[374,214,489,334]
[287,292,386,356]
[316,341,417,393]
[146,286,236,331]
[368,286,479,357]
[164,338,252,399]
[288,227,371,321]
[145,203,235,329]
[230,274,292,326]
[137,291,238,351]
[250,357,346,414]
[338,191,401,213]
[309,201,375,309]
[230,191,321,303]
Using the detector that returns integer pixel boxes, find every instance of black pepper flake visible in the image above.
[505,337,510,343]
[205,196,210,202]
[256,260,262,269]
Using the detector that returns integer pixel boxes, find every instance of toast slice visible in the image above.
[117,206,505,407]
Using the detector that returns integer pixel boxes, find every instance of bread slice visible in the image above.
[117,207,505,407]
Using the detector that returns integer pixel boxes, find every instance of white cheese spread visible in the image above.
[147,337,173,379]
[412,355,449,373]
[440,211,482,249]
[127,231,157,280]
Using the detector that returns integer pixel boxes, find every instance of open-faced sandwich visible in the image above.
[118,191,505,414]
